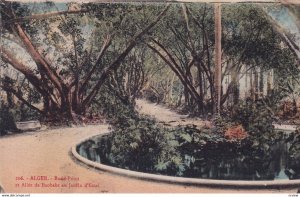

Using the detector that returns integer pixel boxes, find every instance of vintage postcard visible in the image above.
[0,0,300,195]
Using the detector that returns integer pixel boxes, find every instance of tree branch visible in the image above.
[1,47,43,93]
[82,4,171,108]
[0,47,59,107]
[11,22,66,96]
[79,34,113,94]
[147,42,202,103]
[1,84,43,114]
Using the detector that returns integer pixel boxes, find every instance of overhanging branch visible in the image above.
[2,9,89,25]
[1,85,43,114]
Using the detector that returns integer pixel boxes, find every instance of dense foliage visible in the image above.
[287,129,300,179]
[79,95,299,180]
[0,102,18,135]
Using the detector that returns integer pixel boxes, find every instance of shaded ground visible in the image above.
[0,100,298,193]
[136,99,211,128]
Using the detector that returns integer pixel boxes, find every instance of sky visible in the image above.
[268,5,300,44]
[25,1,299,35]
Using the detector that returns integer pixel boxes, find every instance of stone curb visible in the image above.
[0,184,5,193]
[71,133,300,189]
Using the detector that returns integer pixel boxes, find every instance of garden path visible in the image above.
[136,99,211,128]
[0,100,297,193]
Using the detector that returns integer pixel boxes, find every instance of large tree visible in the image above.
[0,1,170,121]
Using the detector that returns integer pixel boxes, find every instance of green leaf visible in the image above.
[155,161,168,171]
[180,133,192,142]
[263,144,270,151]
[171,156,182,165]
[130,142,138,149]
[169,140,179,147]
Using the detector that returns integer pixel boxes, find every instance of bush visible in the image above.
[90,86,138,123]
[0,102,18,135]
[87,93,296,179]
[229,98,276,135]
[103,116,181,174]
[0,99,41,136]
[90,115,285,179]
[107,98,291,178]
[287,130,300,179]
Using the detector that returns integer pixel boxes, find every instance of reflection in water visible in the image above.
[77,137,299,180]
[78,140,100,163]
[273,141,289,180]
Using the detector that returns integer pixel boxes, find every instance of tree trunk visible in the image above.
[254,68,259,101]
[6,91,14,108]
[168,73,176,104]
[245,67,248,98]
[292,95,298,115]
[259,68,264,97]
[231,67,239,105]
[197,64,204,114]
[267,69,273,95]
[213,3,222,115]
[250,68,255,101]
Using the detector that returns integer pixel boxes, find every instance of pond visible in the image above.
[77,131,300,181]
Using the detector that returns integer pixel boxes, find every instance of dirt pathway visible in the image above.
[0,101,298,193]
[0,124,215,193]
[136,99,210,128]
[136,99,298,131]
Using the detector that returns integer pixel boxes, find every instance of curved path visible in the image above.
[0,102,298,193]
[136,99,208,128]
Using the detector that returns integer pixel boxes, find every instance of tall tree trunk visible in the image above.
[203,72,207,101]
[6,91,14,108]
[267,69,273,95]
[259,68,264,97]
[197,64,204,114]
[245,67,248,98]
[250,68,255,101]
[168,73,176,104]
[292,94,298,115]
[213,3,222,115]
[231,67,239,105]
[254,68,259,101]
[184,87,190,108]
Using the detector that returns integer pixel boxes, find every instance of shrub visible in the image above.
[0,102,18,135]
[88,93,295,179]
[287,130,300,179]
[229,98,276,135]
